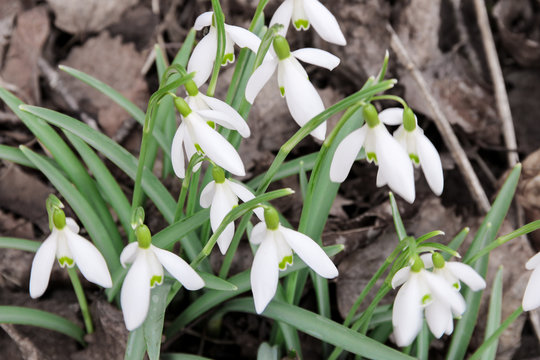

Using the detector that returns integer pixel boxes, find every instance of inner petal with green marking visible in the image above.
[409,153,420,165]
[58,256,74,268]
[279,255,293,270]
[150,275,163,288]
[293,19,309,30]
[367,152,377,163]
[222,53,234,65]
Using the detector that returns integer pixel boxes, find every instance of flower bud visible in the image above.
[264,207,280,230]
[273,36,291,61]
[174,97,192,117]
[363,104,380,128]
[136,225,152,249]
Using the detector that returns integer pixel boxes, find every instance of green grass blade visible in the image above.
[124,325,146,360]
[389,192,407,241]
[207,0,226,96]
[143,282,171,360]
[0,237,40,252]
[20,146,121,273]
[218,298,414,360]
[0,144,36,168]
[161,354,213,360]
[480,266,503,360]
[20,105,176,223]
[446,164,522,360]
[198,272,238,291]
[172,29,196,67]
[152,209,209,250]
[444,227,470,260]
[0,306,85,344]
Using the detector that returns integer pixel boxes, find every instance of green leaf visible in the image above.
[443,227,470,260]
[197,272,238,291]
[0,306,85,344]
[153,210,209,250]
[172,29,196,67]
[143,282,171,360]
[218,298,414,360]
[446,164,521,360]
[207,0,226,96]
[389,192,407,241]
[165,245,344,338]
[0,144,37,168]
[257,342,279,360]
[481,266,503,360]
[20,146,121,273]
[58,65,170,154]
[124,325,146,360]
[161,354,213,360]
[20,105,176,223]
[0,237,40,252]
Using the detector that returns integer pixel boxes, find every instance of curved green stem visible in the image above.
[67,267,93,334]
[371,95,408,108]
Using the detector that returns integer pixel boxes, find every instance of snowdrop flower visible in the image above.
[171,96,246,178]
[522,251,540,311]
[378,107,444,196]
[200,167,263,255]
[420,252,486,338]
[250,207,338,313]
[187,11,261,86]
[120,224,204,330]
[330,104,416,203]
[29,208,112,298]
[245,35,339,140]
[391,256,466,347]
[270,0,346,46]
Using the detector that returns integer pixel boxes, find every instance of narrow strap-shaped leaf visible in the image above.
[161,354,213,360]
[0,306,85,344]
[389,192,407,241]
[0,237,40,252]
[0,88,123,252]
[197,272,237,291]
[480,266,504,360]
[143,282,171,360]
[20,105,176,223]
[20,146,121,273]
[0,144,37,168]
[216,298,414,360]
[152,209,209,250]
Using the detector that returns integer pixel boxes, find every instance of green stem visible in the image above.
[370,95,408,108]
[466,220,540,265]
[174,154,204,222]
[186,168,201,217]
[207,0,226,97]
[67,267,93,334]
[468,307,523,360]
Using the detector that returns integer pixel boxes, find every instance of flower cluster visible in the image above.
[391,253,485,346]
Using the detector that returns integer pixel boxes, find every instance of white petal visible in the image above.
[196,109,250,138]
[526,252,540,270]
[523,267,540,311]
[425,300,452,339]
[151,246,205,290]
[420,253,434,269]
[303,0,346,45]
[187,32,217,87]
[210,186,237,255]
[226,180,263,220]
[29,233,58,298]
[120,242,139,267]
[282,59,326,140]
[269,0,293,36]
[199,181,216,208]
[280,226,338,278]
[392,275,423,347]
[375,127,416,203]
[250,222,268,245]
[391,267,411,289]
[424,271,466,315]
[198,94,250,137]
[292,48,340,70]
[378,108,404,126]
[417,132,444,196]
[329,126,367,183]
[121,252,151,331]
[194,11,213,30]
[245,58,278,104]
[445,262,486,291]
[65,218,80,233]
[66,231,112,288]
[189,117,246,176]
[171,123,186,178]
[225,24,261,53]
[251,236,279,313]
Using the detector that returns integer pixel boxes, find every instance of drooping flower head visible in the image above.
[270,0,346,46]
[199,167,264,255]
[250,207,338,313]
[245,35,340,140]
[379,107,444,196]
[120,224,205,330]
[171,95,246,178]
[330,104,416,203]
[187,11,261,86]
[29,197,112,298]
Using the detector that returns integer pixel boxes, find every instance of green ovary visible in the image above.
[279,255,293,270]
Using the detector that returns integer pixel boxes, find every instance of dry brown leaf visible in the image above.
[59,32,149,137]
[46,0,139,34]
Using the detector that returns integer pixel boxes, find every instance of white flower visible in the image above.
[249,207,338,313]
[522,251,540,311]
[187,11,261,87]
[120,225,205,331]
[391,258,466,347]
[200,168,264,254]
[171,97,246,178]
[330,104,415,203]
[378,107,444,196]
[270,0,346,46]
[245,36,339,140]
[29,213,112,298]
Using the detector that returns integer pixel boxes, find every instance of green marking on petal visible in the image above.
[367,152,377,163]
[194,143,203,153]
[279,255,293,270]
[421,294,432,305]
[279,87,285,97]
[293,19,309,30]
[409,153,420,164]
[207,121,216,128]
[453,282,460,290]
[58,256,74,268]
[222,53,234,65]
[150,275,163,288]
